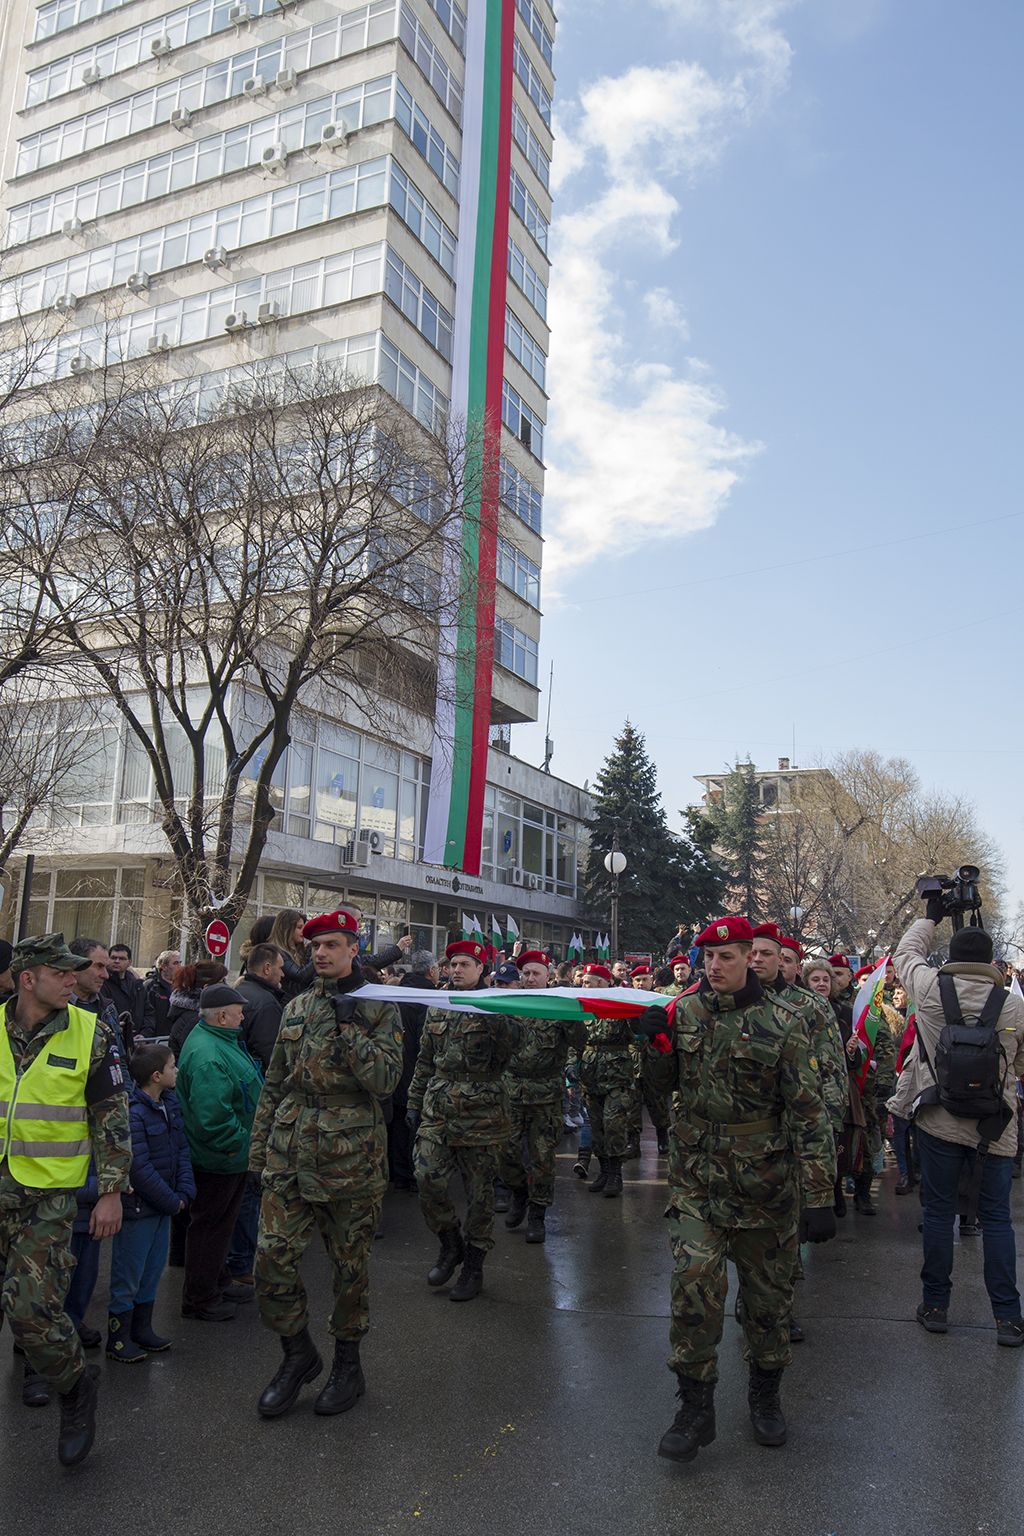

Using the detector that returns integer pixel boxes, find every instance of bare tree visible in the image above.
[5,361,478,948]
[0,676,101,878]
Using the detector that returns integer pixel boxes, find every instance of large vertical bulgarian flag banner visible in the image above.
[423,1,516,873]
[852,955,889,1090]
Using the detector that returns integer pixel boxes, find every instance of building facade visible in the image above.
[0,0,596,964]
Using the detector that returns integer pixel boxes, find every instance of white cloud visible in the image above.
[543,2,803,580]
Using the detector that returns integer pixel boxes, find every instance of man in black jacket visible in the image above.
[390,953,437,1190]
[141,949,180,1038]
[238,945,287,1073]
[102,944,145,1042]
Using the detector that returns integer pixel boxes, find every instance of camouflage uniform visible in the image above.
[250,976,402,1341]
[0,999,130,1393]
[784,984,847,1140]
[578,1018,638,1160]
[408,1006,519,1251]
[864,1003,899,1163]
[498,1018,585,1207]
[628,1043,671,1142]
[644,977,835,1382]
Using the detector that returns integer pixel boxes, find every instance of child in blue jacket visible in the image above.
[108,1044,196,1362]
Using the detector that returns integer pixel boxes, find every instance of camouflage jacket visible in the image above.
[577,1016,637,1094]
[872,1002,899,1100]
[781,983,847,1137]
[249,974,402,1203]
[2,1000,131,1196]
[408,1005,520,1146]
[644,975,835,1228]
[505,1016,586,1106]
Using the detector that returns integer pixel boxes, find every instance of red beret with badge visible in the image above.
[630,963,653,977]
[582,962,613,982]
[779,935,804,959]
[516,949,551,970]
[446,939,487,963]
[828,953,852,970]
[303,909,359,940]
[695,916,755,948]
[752,922,784,947]
[671,955,691,968]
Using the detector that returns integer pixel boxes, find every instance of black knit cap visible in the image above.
[199,983,246,1011]
[948,928,994,965]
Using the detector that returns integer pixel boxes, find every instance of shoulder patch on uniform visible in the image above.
[809,1055,819,1072]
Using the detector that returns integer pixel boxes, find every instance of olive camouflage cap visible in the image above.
[11,932,91,977]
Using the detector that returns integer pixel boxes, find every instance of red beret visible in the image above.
[779,935,804,959]
[854,965,875,982]
[582,962,612,982]
[446,939,487,964]
[752,923,784,947]
[303,909,359,940]
[630,964,653,977]
[516,949,551,970]
[671,955,691,969]
[485,943,498,962]
[695,916,754,948]
[828,954,852,970]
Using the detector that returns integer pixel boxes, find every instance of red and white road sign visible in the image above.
[204,918,231,956]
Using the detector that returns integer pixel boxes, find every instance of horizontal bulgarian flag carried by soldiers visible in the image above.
[852,955,889,1089]
[352,985,677,1025]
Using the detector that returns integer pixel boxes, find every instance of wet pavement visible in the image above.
[3,1137,1022,1536]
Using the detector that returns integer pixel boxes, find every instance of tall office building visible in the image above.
[0,0,597,963]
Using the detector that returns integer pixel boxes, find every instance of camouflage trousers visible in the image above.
[629,1079,671,1137]
[254,1176,381,1341]
[413,1137,499,1252]
[585,1085,636,1159]
[0,1177,84,1394]
[497,1099,562,1208]
[667,1211,798,1382]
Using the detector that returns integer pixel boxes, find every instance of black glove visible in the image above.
[799,1207,837,1244]
[634,1004,672,1041]
[332,994,358,1024]
[925,896,946,926]
[405,1108,421,1133]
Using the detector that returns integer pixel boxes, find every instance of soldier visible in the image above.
[406,940,519,1301]
[639,916,836,1462]
[251,909,402,1420]
[497,949,584,1245]
[660,956,692,997]
[577,961,637,1197]
[0,933,131,1466]
[850,963,897,1214]
[626,965,670,1158]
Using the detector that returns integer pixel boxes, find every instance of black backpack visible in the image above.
[931,974,1008,1122]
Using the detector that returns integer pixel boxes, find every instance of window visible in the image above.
[398,2,463,121]
[507,237,547,320]
[377,336,448,428]
[9,78,395,246]
[499,457,543,533]
[512,35,552,126]
[388,161,457,277]
[494,617,539,685]
[496,537,541,607]
[505,307,546,389]
[384,249,454,360]
[510,169,549,254]
[36,0,136,41]
[424,0,465,51]
[502,380,545,461]
[394,80,460,197]
[511,100,550,190]
[514,0,554,68]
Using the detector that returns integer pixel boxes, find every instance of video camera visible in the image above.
[916,865,983,931]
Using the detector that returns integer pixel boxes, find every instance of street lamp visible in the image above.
[789,904,804,937]
[604,832,627,962]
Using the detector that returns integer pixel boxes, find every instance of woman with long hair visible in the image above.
[267,909,314,1001]
[167,961,228,1058]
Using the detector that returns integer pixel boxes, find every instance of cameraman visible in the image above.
[892,903,1024,1345]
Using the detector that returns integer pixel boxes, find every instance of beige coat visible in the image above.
[888,919,1024,1157]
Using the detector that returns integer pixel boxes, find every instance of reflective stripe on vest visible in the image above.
[0,1005,95,1189]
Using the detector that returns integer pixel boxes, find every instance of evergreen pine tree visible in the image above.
[585,722,725,956]
[705,760,765,920]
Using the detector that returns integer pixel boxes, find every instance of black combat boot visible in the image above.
[603,1157,623,1198]
[572,1147,592,1179]
[525,1203,546,1244]
[449,1245,485,1302]
[504,1187,529,1229]
[427,1226,465,1287]
[657,1374,716,1461]
[833,1178,847,1218]
[314,1339,365,1415]
[493,1182,511,1214]
[257,1328,324,1419]
[588,1157,609,1193]
[657,1129,670,1156]
[854,1171,876,1215]
[748,1363,787,1446]
[130,1303,171,1353]
[106,1312,148,1364]
[57,1365,99,1467]
[22,1361,51,1408]
[624,1133,641,1161]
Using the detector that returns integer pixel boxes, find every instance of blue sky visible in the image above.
[514,0,1024,913]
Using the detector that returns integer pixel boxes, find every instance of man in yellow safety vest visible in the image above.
[0,933,131,1466]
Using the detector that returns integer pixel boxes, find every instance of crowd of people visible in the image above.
[1,893,1022,1470]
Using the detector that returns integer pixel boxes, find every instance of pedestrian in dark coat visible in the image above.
[167,962,228,1058]
[236,944,286,1074]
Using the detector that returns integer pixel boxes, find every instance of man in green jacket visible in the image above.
[251,909,402,1420]
[176,984,263,1322]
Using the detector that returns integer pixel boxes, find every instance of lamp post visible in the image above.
[604,832,627,963]
[789,904,804,938]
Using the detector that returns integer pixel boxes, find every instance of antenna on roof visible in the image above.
[542,661,554,773]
